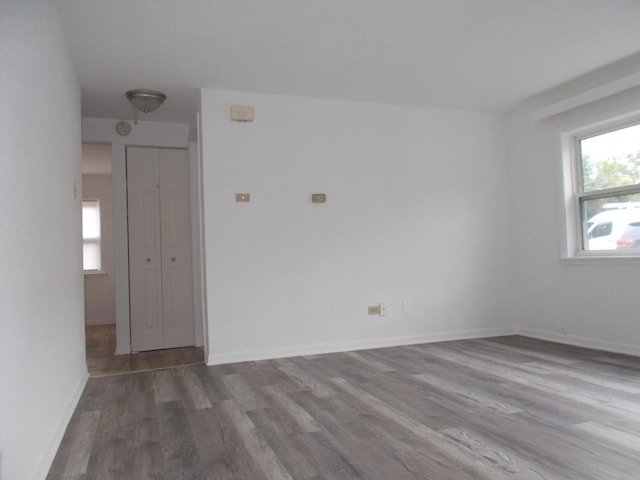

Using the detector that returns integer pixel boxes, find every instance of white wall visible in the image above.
[83,174,116,325]
[82,118,206,352]
[201,89,513,364]
[0,2,87,479]
[508,79,640,355]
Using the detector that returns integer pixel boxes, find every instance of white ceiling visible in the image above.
[59,0,640,126]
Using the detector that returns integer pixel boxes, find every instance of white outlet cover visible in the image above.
[379,302,389,316]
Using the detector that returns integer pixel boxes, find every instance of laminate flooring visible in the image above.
[86,324,204,376]
[49,335,640,479]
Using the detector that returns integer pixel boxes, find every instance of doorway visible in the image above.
[81,142,204,376]
[81,143,117,373]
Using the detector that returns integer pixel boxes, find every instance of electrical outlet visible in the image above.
[368,305,380,315]
[379,302,389,316]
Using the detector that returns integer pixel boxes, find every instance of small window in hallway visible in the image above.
[82,199,101,271]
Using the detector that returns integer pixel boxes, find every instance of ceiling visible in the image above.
[58,0,640,127]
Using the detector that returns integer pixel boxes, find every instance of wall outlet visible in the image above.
[379,302,389,316]
[368,305,381,315]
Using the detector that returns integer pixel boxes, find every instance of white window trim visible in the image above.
[562,116,640,260]
[84,270,108,277]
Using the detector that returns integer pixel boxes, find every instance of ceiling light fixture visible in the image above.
[125,89,166,113]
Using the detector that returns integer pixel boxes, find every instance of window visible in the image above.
[82,199,101,271]
[572,121,640,254]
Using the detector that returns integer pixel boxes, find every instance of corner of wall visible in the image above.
[31,372,88,480]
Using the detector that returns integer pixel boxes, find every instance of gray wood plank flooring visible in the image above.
[47,336,640,479]
[85,324,204,377]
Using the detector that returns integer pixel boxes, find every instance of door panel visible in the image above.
[141,190,158,248]
[127,147,163,351]
[159,148,195,348]
[142,270,161,329]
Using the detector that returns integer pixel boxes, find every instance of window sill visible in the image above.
[560,255,640,266]
[84,270,108,276]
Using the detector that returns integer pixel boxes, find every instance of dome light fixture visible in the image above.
[125,89,166,113]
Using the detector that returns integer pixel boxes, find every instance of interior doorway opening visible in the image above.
[81,142,204,376]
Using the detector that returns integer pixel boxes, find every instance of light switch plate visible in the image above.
[312,193,326,203]
[236,193,251,202]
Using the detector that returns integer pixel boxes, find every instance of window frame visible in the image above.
[567,117,640,258]
[82,198,102,272]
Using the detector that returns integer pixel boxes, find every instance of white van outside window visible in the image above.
[586,205,640,250]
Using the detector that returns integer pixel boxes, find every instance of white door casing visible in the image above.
[127,147,195,351]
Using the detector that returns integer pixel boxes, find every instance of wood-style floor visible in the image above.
[49,335,640,479]
[86,324,204,376]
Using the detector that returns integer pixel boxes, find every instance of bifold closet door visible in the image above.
[127,146,194,352]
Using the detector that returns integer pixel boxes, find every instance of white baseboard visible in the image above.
[30,370,88,480]
[207,326,516,365]
[515,326,640,358]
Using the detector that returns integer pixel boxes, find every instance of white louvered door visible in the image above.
[127,147,194,352]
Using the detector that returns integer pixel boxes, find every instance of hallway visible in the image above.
[86,324,204,376]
